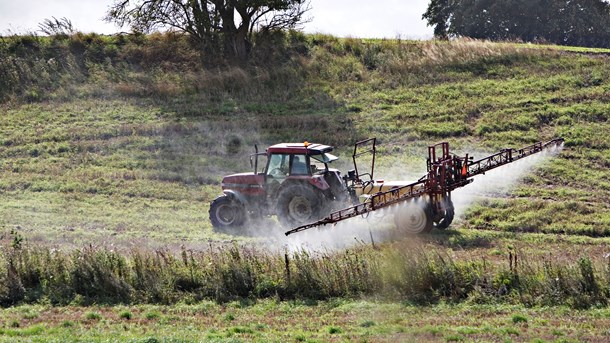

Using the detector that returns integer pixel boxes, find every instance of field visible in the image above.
[1,33,610,341]
[2,301,610,342]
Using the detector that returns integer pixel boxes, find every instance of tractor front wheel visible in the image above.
[277,184,324,228]
[209,195,246,229]
[394,200,434,234]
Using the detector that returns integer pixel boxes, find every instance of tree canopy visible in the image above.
[105,0,310,62]
[423,0,610,48]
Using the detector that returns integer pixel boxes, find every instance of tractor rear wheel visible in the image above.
[209,195,246,229]
[394,200,434,234]
[277,184,324,228]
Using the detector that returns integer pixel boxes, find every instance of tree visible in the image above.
[105,0,310,62]
[422,0,456,39]
[423,0,610,48]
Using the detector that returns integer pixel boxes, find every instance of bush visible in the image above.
[511,314,528,324]
[84,311,102,320]
[119,310,133,320]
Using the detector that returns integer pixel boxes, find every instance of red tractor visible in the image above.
[209,142,350,229]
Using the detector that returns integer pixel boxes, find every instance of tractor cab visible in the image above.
[262,142,343,202]
[264,142,337,176]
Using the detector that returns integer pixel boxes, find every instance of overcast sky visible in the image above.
[0,0,433,39]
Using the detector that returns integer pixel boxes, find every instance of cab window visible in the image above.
[266,154,289,178]
[290,154,309,175]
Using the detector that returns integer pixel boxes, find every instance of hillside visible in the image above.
[1,33,609,245]
[0,32,610,341]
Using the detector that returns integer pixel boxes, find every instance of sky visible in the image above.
[0,0,434,39]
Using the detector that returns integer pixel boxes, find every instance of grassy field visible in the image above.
[1,37,609,245]
[1,34,610,340]
[1,300,610,342]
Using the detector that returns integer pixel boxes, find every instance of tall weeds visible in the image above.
[1,240,608,308]
[0,31,552,105]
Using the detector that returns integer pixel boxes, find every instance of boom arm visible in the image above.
[285,138,564,236]
[464,139,562,178]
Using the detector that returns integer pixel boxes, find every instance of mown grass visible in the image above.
[1,300,609,342]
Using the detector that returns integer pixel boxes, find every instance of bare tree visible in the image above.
[105,0,310,62]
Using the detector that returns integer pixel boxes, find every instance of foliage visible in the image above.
[105,0,310,61]
[0,30,315,103]
[37,17,75,37]
[0,241,609,309]
[423,0,610,48]
[422,0,453,39]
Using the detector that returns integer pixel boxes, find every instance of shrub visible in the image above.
[84,312,102,320]
[360,320,375,327]
[145,311,160,320]
[327,326,342,334]
[61,321,74,328]
[119,310,133,320]
[511,314,528,324]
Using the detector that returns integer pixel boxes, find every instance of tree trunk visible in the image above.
[234,26,250,62]
[222,23,250,63]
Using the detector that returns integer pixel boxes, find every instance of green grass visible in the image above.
[84,312,102,321]
[521,42,610,54]
[1,38,609,246]
[1,33,610,338]
[0,301,608,342]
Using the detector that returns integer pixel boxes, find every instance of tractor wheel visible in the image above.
[434,200,455,230]
[277,184,324,228]
[394,200,434,234]
[209,195,246,229]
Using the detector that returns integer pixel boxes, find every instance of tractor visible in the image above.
[210,137,564,235]
[209,142,351,229]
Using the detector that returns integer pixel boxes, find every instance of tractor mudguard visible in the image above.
[308,175,331,191]
[222,189,248,207]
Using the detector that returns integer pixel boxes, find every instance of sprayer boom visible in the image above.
[285,138,564,236]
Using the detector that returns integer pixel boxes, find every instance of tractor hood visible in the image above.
[221,172,265,195]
